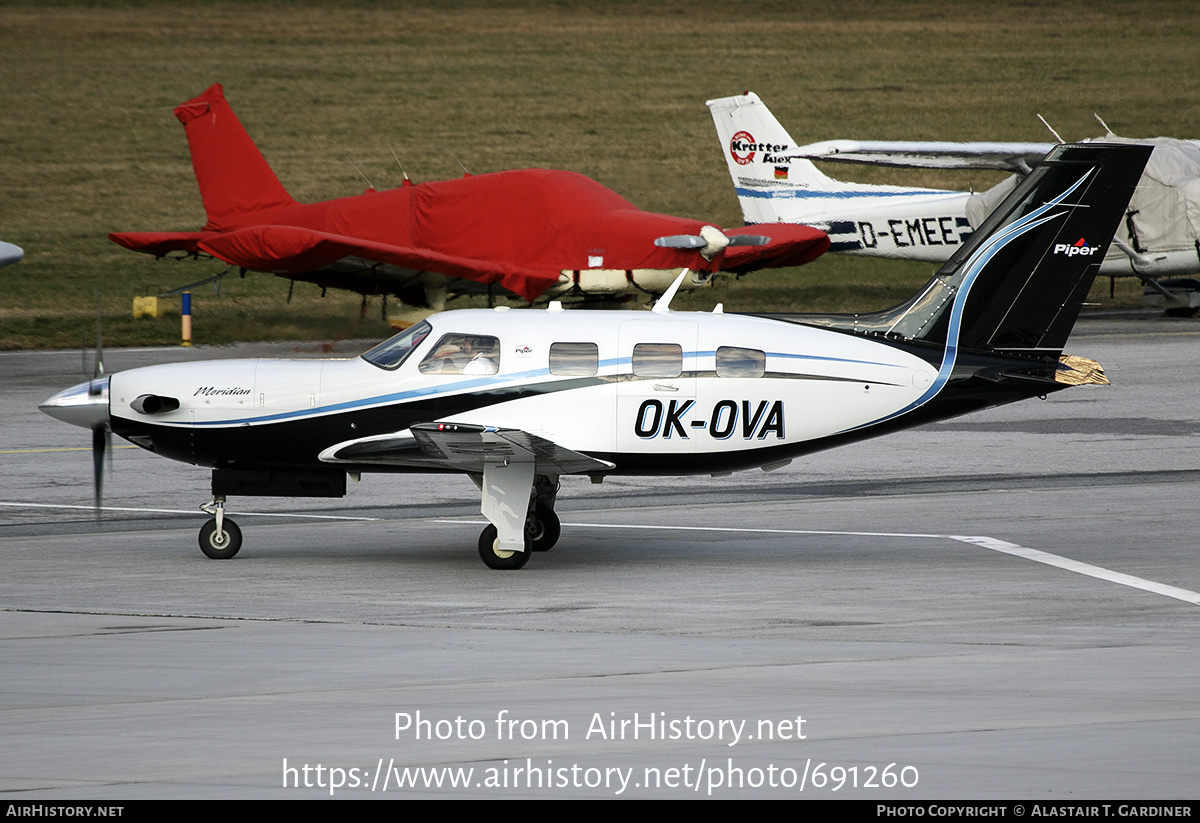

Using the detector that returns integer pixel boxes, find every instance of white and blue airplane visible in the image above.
[708,92,1200,285]
[40,143,1149,569]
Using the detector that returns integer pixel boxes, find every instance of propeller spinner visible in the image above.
[40,306,111,515]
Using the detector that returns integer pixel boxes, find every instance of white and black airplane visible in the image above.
[40,143,1149,570]
[708,92,1200,286]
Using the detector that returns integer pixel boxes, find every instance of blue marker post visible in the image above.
[181,292,192,347]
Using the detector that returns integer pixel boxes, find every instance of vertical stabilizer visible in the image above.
[871,143,1153,355]
[706,92,835,224]
[173,84,297,231]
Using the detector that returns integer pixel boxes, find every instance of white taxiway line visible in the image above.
[0,501,380,521]
[440,520,1200,607]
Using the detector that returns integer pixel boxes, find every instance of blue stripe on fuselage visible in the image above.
[173,347,908,428]
[736,187,953,200]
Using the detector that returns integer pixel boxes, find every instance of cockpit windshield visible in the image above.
[361,320,433,370]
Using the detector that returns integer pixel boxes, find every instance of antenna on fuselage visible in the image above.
[1037,114,1066,144]
[652,268,690,314]
[450,152,471,176]
[349,160,375,193]
[390,145,413,186]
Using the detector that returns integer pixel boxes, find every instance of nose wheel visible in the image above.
[199,495,241,559]
[199,518,242,559]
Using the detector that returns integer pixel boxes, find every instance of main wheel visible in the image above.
[527,504,561,552]
[478,524,531,570]
[199,518,242,560]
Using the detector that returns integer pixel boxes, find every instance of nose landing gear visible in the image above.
[199,495,242,559]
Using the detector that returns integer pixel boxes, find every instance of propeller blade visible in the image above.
[654,235,707,249]
[656,226,733,261]
[93,292,105,380]
[725,235,769,247]
[91,423,108,516]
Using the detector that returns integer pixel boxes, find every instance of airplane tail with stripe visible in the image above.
[885,142,1150,356]
[706,92,836,225]
[778,143,1152,365]
[172,84,298,232]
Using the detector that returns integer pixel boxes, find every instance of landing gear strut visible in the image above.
[199,495,242,559]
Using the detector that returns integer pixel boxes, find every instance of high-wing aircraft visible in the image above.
[110,85,828,322]
[43,143,1149,570]
[0,242,23,268]
[708,92,1200,287]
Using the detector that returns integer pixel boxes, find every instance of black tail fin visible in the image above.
[774,143,1151,360]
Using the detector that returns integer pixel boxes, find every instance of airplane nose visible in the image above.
[39,377,110,430]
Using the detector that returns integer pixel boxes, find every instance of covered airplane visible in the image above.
[708,92,1200,288]
[43,143,1148,569]
[111,85,828,321]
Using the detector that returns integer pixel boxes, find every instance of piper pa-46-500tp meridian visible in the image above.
[110,84,828,323]
[42,143,1150,570]
[708,92,1200,286]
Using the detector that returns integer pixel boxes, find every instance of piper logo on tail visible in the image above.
[1053,238,1099,256]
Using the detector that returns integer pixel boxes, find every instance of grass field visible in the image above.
[1,0,1197,348]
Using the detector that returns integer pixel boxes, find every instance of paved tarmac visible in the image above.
[2,313,1198,798]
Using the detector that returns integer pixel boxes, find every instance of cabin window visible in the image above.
[632,343,682,378]
[549,342,598,376]
[418,334,501,375]
[361,320,432,371]
[715,346,765,378]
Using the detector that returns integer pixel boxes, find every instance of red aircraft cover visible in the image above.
[110,84,828,303]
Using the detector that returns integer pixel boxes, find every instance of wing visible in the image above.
[720,224,830,272]
[792,140,1054,173]
[318,423,615,476]
[113,225,563,303]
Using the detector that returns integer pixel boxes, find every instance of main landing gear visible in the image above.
[474,470,561,570]
[476,503,561,570]
[199,495,241,559]
[528,503,561,552]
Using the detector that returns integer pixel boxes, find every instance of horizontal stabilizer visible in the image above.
[1055,355,1108,386]
[109,231,214,257]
